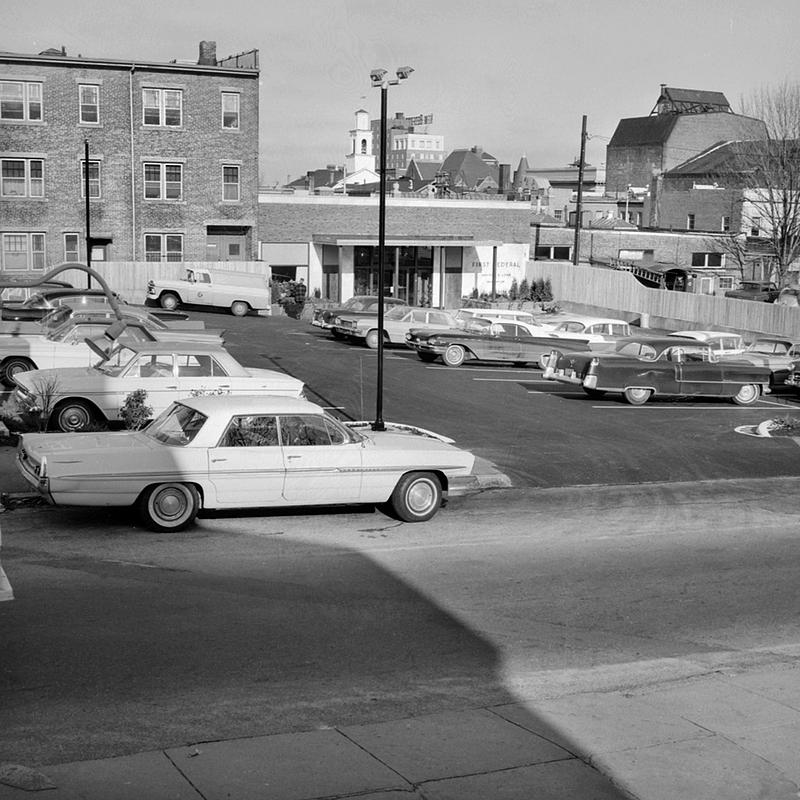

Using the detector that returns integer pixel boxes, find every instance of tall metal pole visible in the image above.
[572,115,587,266]
[373,83,388,431]
[84,139,92,287]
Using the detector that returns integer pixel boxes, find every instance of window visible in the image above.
[535,245,571,260]
[79,84,100,123]
[142,88,182,127]
[0,80,42,121]
[144,163,183,200]
[750,217,761,236]
[80,160,101,198]
[553,209,563,221]
[221,92,240,129]
[686,213,695,230]
[144,233,184,262]
[691,252,725,267]
[221,416,279,447]
[2,233,46,270]
[1,158,44,197]
[64,233,80,262]
[721,215,731,232]
[222,165,240,201]
[718,276,734,290]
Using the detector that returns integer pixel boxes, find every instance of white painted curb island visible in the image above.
[735,420,791,438]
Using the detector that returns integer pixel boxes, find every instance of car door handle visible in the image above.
[287,455,302,460]
[211,457,228,463]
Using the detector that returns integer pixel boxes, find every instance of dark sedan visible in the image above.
[1,288,124,321]
[405,319,592,368]
[311,295,408,336]
[543,336,772,405]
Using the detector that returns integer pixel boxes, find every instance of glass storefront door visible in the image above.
[354,246,433,306]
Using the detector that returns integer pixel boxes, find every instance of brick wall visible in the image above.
[0,55,258,267]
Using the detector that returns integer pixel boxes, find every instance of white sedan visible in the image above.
[12,341,304,432]
[16,395,476,530]
[547,316,632,345]
[333,306,458,348]
[0,318,224,386]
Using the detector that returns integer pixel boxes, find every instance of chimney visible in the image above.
[198,41,217,66]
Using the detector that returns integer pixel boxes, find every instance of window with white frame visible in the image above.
[142,88,182,127]
[1,158,44,197]
[721,215,731,232]
[221,92,240,129]
[79,84,100,123]
[144,233,184,262]
[222,165,240,201]
[2,232,46,270]
[718,276,735,290]
[64,233,80,262]
[686,213,696,230]
[690,252,725,267]
[143,163,183,200]
[80,160,101,198]
[0,81,42,121]
[750,217,761,236]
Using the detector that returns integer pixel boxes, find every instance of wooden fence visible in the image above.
[529,261,800,339]
[52,261,271,306]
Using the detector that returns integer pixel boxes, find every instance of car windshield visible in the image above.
[94,344,137,375]
[21,293,47,308]
[343,297,371,311]
[145,403,207,446]
[615,341,659,360]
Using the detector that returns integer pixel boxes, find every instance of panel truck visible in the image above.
[147,267,272,316]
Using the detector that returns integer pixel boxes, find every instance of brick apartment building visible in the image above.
[0,41,259,273]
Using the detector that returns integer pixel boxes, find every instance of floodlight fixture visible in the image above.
[395,66,414,80]
[370,68,388,86]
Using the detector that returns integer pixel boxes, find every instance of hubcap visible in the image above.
[155,489,186,520]
[407,481,434,513]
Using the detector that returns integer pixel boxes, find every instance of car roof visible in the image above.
[671,330,741,339]
[177,394,322,416]
[556,316,630,326]
[114,340,228,354]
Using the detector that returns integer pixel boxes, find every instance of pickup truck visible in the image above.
[724,281,780,303]
[147,267,272,316]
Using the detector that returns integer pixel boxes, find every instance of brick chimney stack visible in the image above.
[198,41,217,66]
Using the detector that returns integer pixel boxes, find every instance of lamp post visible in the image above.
[369,66,413,431]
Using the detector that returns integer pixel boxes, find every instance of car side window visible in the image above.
[220,415,279,447]
[133,354,174,377]
[279,415,332,446]
[176,354,227,377]
[411,310,427,322]
[428,312,451,325]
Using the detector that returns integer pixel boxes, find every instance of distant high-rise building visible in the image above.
[371,112,444,177]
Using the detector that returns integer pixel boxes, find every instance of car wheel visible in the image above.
[732,383,760,405]
[442,344,466,367]
[365,329,382,349]
[160,292,180,311]
[137,483,200,532]
[583,387,606,399]
[418,352,438,363]
[52,400,98,432]
[1,356,35,386]
[230,301,249,317]
[390,472,442,522]
[622,387,652,406]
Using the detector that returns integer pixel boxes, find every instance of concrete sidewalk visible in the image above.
[1,657,799,799]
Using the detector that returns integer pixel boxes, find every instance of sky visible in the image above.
[6,0,800,186]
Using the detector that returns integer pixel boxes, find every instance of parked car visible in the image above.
[405,319,591,368]
[724,281,780,303]
[452,307,556,331]
[547,317,632,347]
[543,336,772,405]
[0,316,227,387]
[1,288,126,321]
[668,330,747,356]
[0,279,73,305]
[312,296,409,335]
[735,337,800,387]
[15,394,476,530]
[36,303,212,334]
[333,306,458,348]
[11,341,305,432]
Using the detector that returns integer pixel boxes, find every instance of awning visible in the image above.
[312,234,504,247]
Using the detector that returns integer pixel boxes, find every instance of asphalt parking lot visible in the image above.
[186,307,800,489]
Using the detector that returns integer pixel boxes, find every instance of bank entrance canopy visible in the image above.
[312,234,504,247]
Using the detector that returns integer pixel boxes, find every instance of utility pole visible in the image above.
[572,115,587,266]
[84,139,92,287]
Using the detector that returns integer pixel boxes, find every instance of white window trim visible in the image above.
[221,91,240,129]
[78,83,100,125]
[64,233,81,262]
[80,159,101,198]
[2,232,47,270]
[222,164,241,202]
[1,157,45,198]
[143,162,184,201]
[0,80,43,122]
[142,87,183,128]
[144,233,184,262]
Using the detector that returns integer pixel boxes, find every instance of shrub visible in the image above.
[120,389,153,430]
[519,278,530,300]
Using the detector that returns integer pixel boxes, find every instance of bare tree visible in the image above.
[734,81,800,286]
